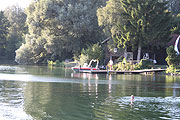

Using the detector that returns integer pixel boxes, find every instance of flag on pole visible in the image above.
[174,35,180,55]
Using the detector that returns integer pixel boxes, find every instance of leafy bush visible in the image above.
[48,60,54,65]
[134,59,153,70]
[115,58,135,71]
[48,60,65,67]
[15,44,34,64]
[79,54,89,66]
[114,58,154,71]
[165,46,179,66]
[166,65,176,73]
[74,43,104,66]
[165,46,180,73]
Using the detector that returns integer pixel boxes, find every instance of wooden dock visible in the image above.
[89,69,166,74]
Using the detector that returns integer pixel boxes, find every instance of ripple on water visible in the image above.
[0,105,33,120]
[0,81,33,120]
[0,65,180,120]
[115,96,180,120]
[86,96,180,120]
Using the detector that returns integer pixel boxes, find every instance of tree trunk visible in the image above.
[124,47,127,59]
[137,44,141,61]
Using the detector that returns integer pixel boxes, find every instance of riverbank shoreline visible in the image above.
[159,72,180,76]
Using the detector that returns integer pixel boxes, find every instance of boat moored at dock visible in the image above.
[72,59,99,73]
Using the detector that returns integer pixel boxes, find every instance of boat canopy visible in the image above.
[88,59,99,69]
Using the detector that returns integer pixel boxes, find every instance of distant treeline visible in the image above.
[0,0,179,64]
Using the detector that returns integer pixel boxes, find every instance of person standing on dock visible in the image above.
[109,59,113,70]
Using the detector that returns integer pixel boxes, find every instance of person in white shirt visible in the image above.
[109,59,113,70]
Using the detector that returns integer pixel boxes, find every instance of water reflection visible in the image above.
[71,73,99,80]
[23,82,110,120]
[71,73,114,94]
[24,82,52,119]
[165,76,180,97]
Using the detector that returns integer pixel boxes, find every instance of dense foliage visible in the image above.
[75,43,104,66]
[165,46,180,73]
[97,0,123,36]
[118,0,171,60]
[134,59,153,70]
[113,58,135,71]
[15,0,106,64]
[0,11,9,58]
[0,6,27,60]
[165,46,179,66]
[114,58,153,71]
[0,0,179,65]
[170,14,180,34]
[4,6,27,59]
[48,60,65,67]
[98,0,172,61]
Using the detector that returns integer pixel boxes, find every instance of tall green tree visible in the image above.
[115,0,171,60]
[170,14,180,34]
[97,0,123,36]
[97,0,125,56]
[0,11,9,58]
[15,0,106,64]
[4,5,27,60]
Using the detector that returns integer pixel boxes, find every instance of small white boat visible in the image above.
[72,59,99,73]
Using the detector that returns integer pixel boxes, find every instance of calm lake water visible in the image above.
[0,65,180,120]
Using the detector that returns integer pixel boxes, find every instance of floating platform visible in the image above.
[85,69,166,74]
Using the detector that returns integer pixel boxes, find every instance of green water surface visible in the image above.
[0,65,180,120]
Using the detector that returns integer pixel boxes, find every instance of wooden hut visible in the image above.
[101,37,133,64]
